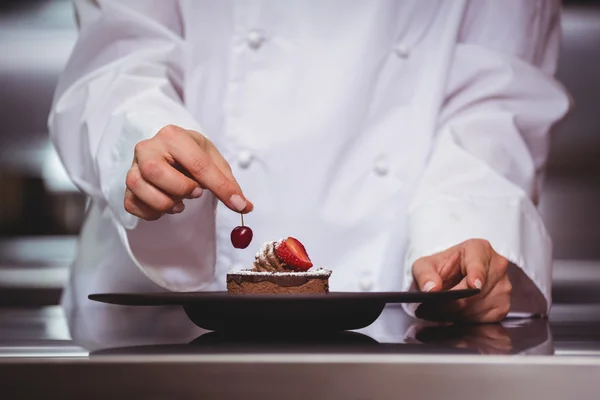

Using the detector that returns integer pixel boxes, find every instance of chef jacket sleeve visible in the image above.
[48,0,217,291]
[402,0,571,316]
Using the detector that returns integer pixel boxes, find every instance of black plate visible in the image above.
[88,289,479,332]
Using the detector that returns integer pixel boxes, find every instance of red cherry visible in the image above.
[231,226,253,249]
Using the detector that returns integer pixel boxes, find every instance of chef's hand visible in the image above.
[412,239,511,323]
[124,124,253,220]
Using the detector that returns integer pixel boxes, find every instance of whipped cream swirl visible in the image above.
[251,240,288,272]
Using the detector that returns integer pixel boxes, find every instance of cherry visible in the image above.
[231,214,253,249]
[231,226,253,248]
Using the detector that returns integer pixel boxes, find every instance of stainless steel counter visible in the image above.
[2,303,600,399]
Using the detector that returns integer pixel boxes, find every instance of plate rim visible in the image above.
[88,288,480,306]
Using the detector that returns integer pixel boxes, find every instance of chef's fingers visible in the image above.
[445,277,470,311]
[417,271,511,323]
[162,127,251,213]
[413,250,462,293]
[126,164,181,213]
[412,258,443,293]
[438,249,461,280]
[187,129,253,212]
[205,142,254,212]
[136,151,202,199]
[124,189,163,221]
[415,276,480,322]
[488,254,510,289]
[461,241,490,291]
[446,276,486,319]
[449,276,470,291]
[188,130,254,211]
[460,275,512,323]
[437,250,464,290]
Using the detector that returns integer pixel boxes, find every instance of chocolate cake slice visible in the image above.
[226,237,332,295]
[226,268,332,295]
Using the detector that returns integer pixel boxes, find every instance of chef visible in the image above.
[49,0,570,323]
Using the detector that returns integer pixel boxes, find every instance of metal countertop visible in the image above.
[1,303,600,398]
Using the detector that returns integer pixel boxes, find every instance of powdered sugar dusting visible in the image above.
[252,239,287,272]
[256,241,271,259]
[228,267,332,278]
[255,240,284,258]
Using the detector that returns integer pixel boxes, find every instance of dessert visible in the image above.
[227,237,332,295]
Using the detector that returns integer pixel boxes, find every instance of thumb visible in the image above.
[412,257,443,293]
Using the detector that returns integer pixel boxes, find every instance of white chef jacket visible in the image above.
[49,0,570,317]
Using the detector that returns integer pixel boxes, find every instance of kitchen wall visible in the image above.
[539,3,600,259]
[0,0,598,304]
[0,0,82,238]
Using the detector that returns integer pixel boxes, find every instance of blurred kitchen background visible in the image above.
[0,0,599,306]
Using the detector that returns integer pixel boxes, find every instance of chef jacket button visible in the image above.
[359,276,373,291]
[237,150,253,169]
[394,43,410,58]
[247,30,264,49]
[374,158,389,176]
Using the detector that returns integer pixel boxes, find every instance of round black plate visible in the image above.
[88,289,479,332]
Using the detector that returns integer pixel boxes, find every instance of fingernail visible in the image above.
[423,281,436,292]
[474,279,483,289]
[172,202,185,213]
[190,187,203,198]
[230,194,247,212]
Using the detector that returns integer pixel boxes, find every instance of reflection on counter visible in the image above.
[409,318,551,355]
[61,303,552,357]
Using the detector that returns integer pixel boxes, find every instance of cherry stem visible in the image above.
[241,213,244,227]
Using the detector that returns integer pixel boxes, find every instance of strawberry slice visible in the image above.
[275,237,313,271]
